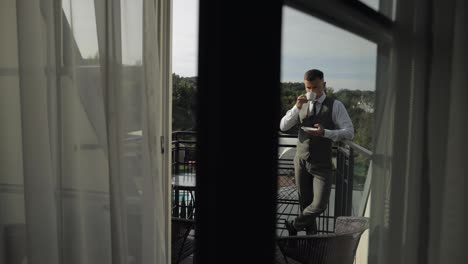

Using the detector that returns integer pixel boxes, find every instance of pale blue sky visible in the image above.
[172,0,199,77]
[172,0,380,90]
[63,0,380,91]
[280,7,377,90]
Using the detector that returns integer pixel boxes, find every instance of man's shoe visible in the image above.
[284,220,297,236]
[305,223,317,235]
[293,214,316,231]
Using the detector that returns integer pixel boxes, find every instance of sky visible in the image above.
[280,7,377,91]
[63,0,381,91]
[172,0,380,91]
[63,0,143,65]
[172,0,199,77]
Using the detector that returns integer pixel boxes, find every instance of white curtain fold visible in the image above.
[429,1,467,263]
[0,0,171,263]
[370,1,468,264]
[141,0,172,263]
[16,0,60,263]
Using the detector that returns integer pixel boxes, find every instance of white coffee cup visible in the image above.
[306,91,316,101]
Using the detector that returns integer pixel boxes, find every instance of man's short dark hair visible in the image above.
[304,69,324,81]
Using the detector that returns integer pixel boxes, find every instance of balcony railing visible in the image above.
[171,131,373,236]
[172,131,196,219]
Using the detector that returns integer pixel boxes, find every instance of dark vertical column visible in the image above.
[196,0,283,263]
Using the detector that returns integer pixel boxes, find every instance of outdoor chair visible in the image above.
[276,216,369,264]
[276,243,302,264]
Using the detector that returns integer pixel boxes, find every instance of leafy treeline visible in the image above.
[173,74,197,131]
[173,75,374,150]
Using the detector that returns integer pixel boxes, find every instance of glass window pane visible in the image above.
[62,0,100,62]
[61,1,111,263]
[172,0,199,132]
[278,6,377,238]
[171,2,198,262]
[121,0,143,65]
[172,0,199,78]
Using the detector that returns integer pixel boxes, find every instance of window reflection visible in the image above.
[62,0,100,63]
[278,6,377,236]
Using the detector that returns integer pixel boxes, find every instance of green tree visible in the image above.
[280,82,304,117]
[171,76,375,151]
[279,82,374,149]
[173,74,197,131]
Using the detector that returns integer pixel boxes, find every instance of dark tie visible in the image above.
[312,100,318,116]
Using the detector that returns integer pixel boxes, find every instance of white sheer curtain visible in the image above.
[369,1,468,264]
[427,1,467,263]
[0,0,171,263]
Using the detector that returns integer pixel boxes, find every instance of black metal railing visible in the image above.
[275,136,372,235]
[171,131,373,236]
[276,134,337,235]
[172,131,196,219]
[341,140,373,217]
[172,131,197,175]
[335,143,354,217]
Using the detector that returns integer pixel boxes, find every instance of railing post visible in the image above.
[175,135,180,175]
[188,199,194,219]
[174,189,180,217]
[173,132,180,218]
[180,195,187,219]
[335,146,344,217]
[345,147,354,216]
[335,144,354,217]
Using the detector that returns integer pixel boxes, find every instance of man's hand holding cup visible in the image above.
[295,95,308,109]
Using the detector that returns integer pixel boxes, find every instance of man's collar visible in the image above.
[315,93,326,103]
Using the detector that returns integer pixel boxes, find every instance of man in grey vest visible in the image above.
[280,69,354,234]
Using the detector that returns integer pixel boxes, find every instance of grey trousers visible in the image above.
[294,156,332,227]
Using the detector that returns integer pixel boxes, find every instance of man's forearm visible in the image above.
[326,100,354,142]
[280,106,299,131]
[323,127,354,142]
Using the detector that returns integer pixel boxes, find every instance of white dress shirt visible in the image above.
[279,94,354,142]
